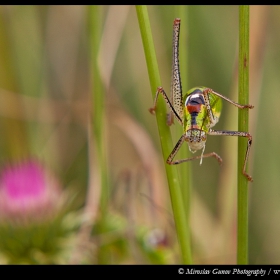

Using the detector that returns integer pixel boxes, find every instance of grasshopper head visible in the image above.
[186,129,206,153]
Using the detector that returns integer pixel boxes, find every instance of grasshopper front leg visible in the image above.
[149,86,183,126]
[202,88,254,127]
[166,134,223,166]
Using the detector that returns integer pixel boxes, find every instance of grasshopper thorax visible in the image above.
[186,129,206,153]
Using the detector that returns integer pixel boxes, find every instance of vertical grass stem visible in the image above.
[237,5,250,264]
[136,5,192,264]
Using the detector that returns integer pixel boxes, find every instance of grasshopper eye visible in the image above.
[189,97,204,105]
[185,94,205,106]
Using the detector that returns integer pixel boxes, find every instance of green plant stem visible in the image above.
[89,6,108,215]
[89,5,110,264]
[136,5,192,264]
[237,5,250,265]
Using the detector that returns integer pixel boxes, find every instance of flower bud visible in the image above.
[0,159,63,224]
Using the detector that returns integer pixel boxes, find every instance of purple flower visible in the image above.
[0,159,62,223]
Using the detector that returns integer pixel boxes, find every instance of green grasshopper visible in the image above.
[149,18,254,182]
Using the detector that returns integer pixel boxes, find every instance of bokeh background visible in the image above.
[0,5,278,264]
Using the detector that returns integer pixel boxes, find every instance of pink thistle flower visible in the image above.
[0,159,63,224]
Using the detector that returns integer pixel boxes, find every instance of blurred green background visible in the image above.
[0,5,278,264]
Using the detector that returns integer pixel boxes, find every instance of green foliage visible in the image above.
[0,194,82,264]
